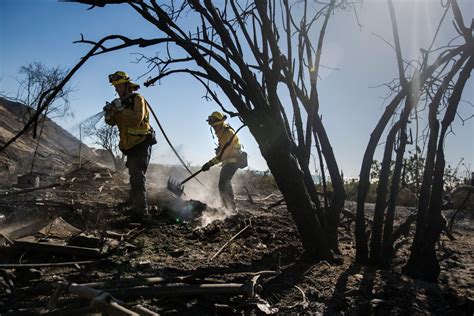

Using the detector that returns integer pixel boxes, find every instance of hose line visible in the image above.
[146,102,207,187]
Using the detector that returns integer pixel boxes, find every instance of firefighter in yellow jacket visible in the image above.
[104,71,156,221]
[202,111,242,210]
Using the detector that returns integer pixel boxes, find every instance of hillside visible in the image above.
[0,97,111,185]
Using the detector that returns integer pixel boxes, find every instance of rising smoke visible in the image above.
[147,165,240,227]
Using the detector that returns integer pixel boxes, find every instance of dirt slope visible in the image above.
[0,97,110,185]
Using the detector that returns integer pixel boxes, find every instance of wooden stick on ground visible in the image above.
[13,240,101,257]
[0,233,14,245]
[49,282,140,315]
[259,193,283,202]
[209,224,251,261]
[0,182,61,198]
[0,260,99,269]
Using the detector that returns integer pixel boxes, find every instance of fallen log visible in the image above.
[106,281,258,299]
[0,260,98,269]
[80,275,196,289]
[50,281,259,310]
[0,182,61,198]
[48,282,140,316]
[13,240,101,257]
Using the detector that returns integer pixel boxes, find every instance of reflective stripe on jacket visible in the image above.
[105,93,151,152]
[211,124,241,165]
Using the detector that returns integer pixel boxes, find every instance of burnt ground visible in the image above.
[0,163,472,315]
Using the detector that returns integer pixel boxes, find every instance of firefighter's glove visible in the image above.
[201,162,212,171]
[104,111,113,121]
[103,102,113,112]
[111,98,124,111]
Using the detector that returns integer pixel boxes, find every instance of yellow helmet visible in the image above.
[108,71,140,89]
[207,111,226,126]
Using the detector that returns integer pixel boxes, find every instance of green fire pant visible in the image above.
[218,163,238,210]
[125,140,152,215]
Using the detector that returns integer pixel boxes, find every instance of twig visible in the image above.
[268,198,285,209]
[259,193,281,201]
[448,186,473,233]
[131,305,158,316]
[209,224,251,261]
[244,186,254,204]
[0,233,14,245]
[287,285,309,309]
[125,227,139,237]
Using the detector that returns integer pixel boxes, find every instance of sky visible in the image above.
[1,0,473,179]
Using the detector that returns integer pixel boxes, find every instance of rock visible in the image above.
[256,301,279,314]
[370,298,387,308]
[353,273,363,281]
[138,260,151,267]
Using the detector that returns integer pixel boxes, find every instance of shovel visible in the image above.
[167,168,203,197]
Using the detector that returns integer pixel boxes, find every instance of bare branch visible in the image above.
[387,0,408,87]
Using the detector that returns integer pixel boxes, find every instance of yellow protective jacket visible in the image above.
[105,93,151,153]
[209,123,241,166]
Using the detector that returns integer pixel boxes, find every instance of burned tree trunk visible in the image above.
[355,92,406,263]
[383,54,469,267]
[355,0,470,265]
[403,56,472,281]
[373,82,421,266]
[380,136,408,267]
[370,79,419,267]
[246,110,331,259]
[402,1,473,280]
[312,114,346,255]
[369,122,400,265]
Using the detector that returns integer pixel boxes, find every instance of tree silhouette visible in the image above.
[354,0,472,281]
[4,0,353,259]
[3,1,470,279]
[94,123,126,171]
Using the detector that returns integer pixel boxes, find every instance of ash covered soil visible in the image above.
[0,164,472,315]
